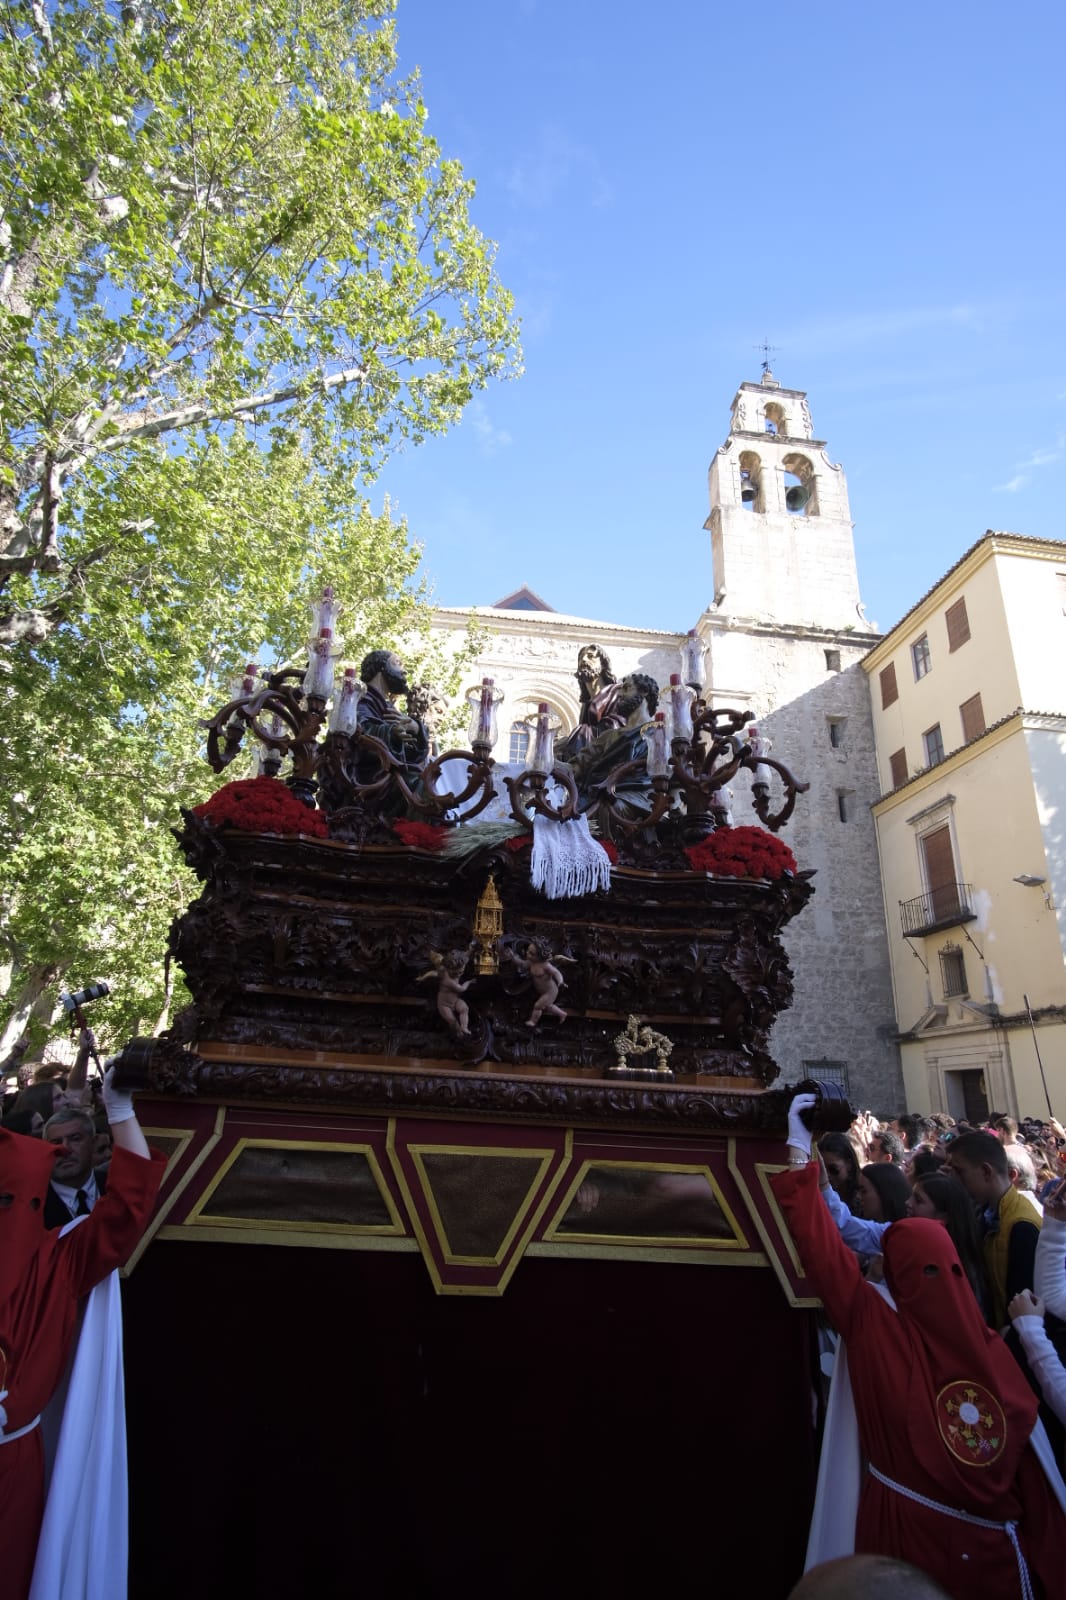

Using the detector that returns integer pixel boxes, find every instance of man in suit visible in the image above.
[42,1108,105,1228]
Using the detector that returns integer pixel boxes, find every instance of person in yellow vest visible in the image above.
[945,1130,1041,1331]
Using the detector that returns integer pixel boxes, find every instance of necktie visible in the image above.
[74,1188,90,1216]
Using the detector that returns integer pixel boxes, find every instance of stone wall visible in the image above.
[710,618,903,1111]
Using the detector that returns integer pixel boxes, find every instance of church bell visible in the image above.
[785,483,811,512]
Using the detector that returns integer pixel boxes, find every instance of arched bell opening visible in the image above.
[739,450,763,513]
[782,452,818,516]
[763,401,787,437]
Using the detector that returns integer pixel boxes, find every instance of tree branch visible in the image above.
[91,363,368,451]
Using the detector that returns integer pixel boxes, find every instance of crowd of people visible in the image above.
[777,1095,1066,1600]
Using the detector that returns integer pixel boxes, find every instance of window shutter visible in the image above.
[946,597,970,651]
[959,693,985,743]
[922,826,960,922]
[880,662,898,708]
[889,748,908,788]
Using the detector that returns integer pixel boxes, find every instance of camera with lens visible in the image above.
[60,981,111,1012]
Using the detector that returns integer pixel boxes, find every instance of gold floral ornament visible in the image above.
[936,1380,1006,1466]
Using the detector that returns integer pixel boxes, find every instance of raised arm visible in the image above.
[59,1069,162,1293]
[1010,1291,1066,1427]
[818,1158,891,1259]
[769,1095,867,1336]
[1033,1194,1066,1320]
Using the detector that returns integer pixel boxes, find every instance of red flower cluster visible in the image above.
[392,820,448,851]
[192,777,329,838]
[684,825,797,881]
[504,833,533,853]
[598,839,619,864]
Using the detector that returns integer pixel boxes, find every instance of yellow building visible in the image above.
[862,533,1066,1120]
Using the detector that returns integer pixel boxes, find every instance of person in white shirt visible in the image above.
[42,1108,104,1227]
[1009,1177,1066,1428]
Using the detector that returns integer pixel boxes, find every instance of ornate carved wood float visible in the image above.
[113,608,851,1300]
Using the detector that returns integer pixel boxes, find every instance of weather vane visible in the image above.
[755,338,779,376]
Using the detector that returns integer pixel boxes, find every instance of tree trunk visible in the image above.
[0,963,64,1059]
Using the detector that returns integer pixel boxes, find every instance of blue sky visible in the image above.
[376,1,1066,635]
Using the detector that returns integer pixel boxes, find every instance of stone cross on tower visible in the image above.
[704,373,863,632]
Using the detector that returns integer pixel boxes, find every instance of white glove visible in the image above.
[787,1092,818,1159]
[102,1063,135,1125]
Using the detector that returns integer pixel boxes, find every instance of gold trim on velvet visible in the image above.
[386,1125,573,1296]
[121,1107,227,1278]
[139,1127,195,1180]
[725,1144,820,1309]
[527,1241,770,1267]
[409,1143,556,1266]
[184,1138,405,1235]
[542,1158,749,1251]
[154,1225,421,1254]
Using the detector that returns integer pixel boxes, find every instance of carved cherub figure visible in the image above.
[416,947,475,1037]
[504,938,577,1028]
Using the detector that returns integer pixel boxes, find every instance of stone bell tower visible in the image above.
[701,369,901,1114]
[706,371,864,632]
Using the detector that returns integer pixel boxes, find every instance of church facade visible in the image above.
[432,371,903,1112]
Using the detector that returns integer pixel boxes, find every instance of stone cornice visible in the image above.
[728,430,827,450]
[432,606,684,647]
[872,708,1066,814]
[704,613,881,648]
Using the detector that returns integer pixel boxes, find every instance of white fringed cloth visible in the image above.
[30,1216,127,1600]
[531,814,612,899]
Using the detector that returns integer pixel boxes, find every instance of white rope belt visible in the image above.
[869,1463,1034,1600]
[0,1406,41,1445]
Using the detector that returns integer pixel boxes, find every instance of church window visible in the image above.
[959,693,985,743]
[836,789,851,822]
[911,634,931,680]
[945,597,970,652]
[508,722,530,765]
[828,717,847,748]
[763,401,786,436]
[782,453,818,516]
[739,451,763,512]
[880,663,898,708]
[923,724,945,767]
[803,1058,850,1095]
[824,649,841,672]
[939,945,968,998]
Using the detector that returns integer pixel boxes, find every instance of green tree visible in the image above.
[0,0,516,1056]
[0,0,520,643]
[0,433,481,1057]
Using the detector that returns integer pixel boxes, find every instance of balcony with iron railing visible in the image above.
[900,882,976,937]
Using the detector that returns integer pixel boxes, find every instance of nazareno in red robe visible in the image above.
[772,1161,1066,1600]
[0,1127,166,1599]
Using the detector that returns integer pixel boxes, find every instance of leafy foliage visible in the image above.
[0,0,517,1050]
[0,438,480,1052]
[0,0,521,641]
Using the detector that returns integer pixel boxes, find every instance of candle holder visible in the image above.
[465,678,504,754]
[501,702,579,827]
[593,701,809,842]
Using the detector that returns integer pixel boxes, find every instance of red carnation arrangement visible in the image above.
[392,820,448,851]
[505,833,533,853]
[192,777,329,838]
[684,825,796,881]
[598,839,619,864]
